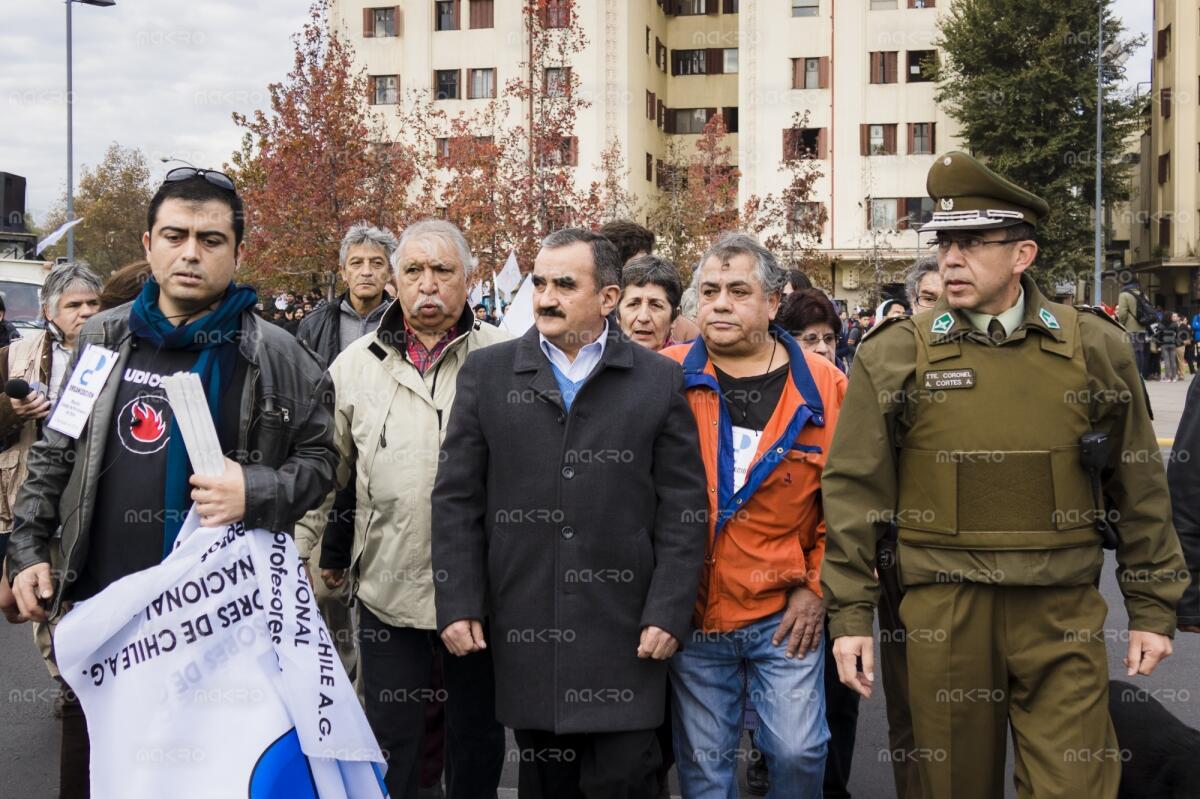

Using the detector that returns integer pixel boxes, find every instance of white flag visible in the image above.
[467,280,484,309]
[499,273,535,336]
[495,251,521,297]
[36,217,85,255]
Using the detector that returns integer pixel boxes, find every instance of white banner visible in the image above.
[55,509,388,799]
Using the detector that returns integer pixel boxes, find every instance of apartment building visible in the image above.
[1127,0,1200,313]
[331,0,957,305]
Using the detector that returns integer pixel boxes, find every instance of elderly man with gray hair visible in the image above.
[661,233,847,798]
[298,218,508,799]
[297,221,397,368]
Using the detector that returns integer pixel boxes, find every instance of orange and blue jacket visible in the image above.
[663,326,846,633]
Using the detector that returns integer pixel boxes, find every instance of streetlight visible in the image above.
[65,0,116,262]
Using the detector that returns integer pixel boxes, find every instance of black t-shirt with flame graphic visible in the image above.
[70,341,245,601]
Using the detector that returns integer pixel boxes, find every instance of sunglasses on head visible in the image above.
[162,167,237,193]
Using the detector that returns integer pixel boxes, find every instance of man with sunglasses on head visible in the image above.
[4,168,338,793]
[820,152,1188,799]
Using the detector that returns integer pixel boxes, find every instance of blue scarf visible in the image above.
[129,280,259,557]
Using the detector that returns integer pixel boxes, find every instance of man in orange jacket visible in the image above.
[662,234,846,798]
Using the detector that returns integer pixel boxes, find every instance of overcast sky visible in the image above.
[0,0,1155,227]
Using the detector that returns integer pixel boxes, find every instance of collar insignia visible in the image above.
[1038,308,1060,330]
[931,312,954,335]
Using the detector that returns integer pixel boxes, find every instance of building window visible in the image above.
[540,136,579,166]
[657,100,665,129]
[435,137,451,163]
[646,26,651,54]
[870,51,899,84]
[656,39,668,73]
[435,69,461,100]
[468,68,496,99]
[1161,87,1172,118]
[646,153,654,182]
[1159,214,1171,248]
[723,0,739,11]
[870,0,898,8]
[673,49,707,76]
[370,75,399,105]
[1158,152,1171,185]
[900,197,934,228]
[1157,25,1170,58]
[783,127,826,159]
[907,50,937,82]
[722,106,738,133]
[869,198,898,230]
[789,202,824,233]
[909,122,934,154]
[672,108,711,134]
[470,0,494,29]
[677,0,709,13]
[792,0,818,17]
[541,0,572,28]
[544,67,570,97]
[364,7,398,37]
[793,57,827,89]
[723,49,739,73]
[862,123,897,155]
[435,0,457,31]
[908,0,934,7]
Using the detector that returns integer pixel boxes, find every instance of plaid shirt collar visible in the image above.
[403,320,457,375]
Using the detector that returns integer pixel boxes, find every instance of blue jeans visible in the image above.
[669,610,829,799]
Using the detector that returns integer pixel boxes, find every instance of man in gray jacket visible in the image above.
[5,170,337,795]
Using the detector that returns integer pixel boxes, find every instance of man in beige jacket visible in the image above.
[296,219,508,799]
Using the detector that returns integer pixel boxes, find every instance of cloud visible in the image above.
[0,0,309,223]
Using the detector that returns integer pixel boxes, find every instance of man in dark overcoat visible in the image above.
[432,227,707,798]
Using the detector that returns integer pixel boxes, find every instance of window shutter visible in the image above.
[870,53,880,83]
[707,0,719,14]
[569,137,579,166]
[646,153,654,181]
[860,124,869,156]
[783,128,794,159]
[884,124,897,154]
[818,56,830,88]
[706,107,718,129]
[906,123,915,154]
[723,107,738,132]
[671,51,680,76]
[452,0,461,29]
[723,0,736,12]
[367,75,377,104]
[707,48,723,74]
[897,198,909,230]
[666,110,677,134]
[930,122,936,153]
[1163,88,1172,118]
[363,7,373,36]
[818,128,827,159]
[658,100,665,128]
[886,52,897,83]
[791,59,802,89]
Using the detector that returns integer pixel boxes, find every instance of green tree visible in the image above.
[936,0,1143,287]
[43,143,155,276]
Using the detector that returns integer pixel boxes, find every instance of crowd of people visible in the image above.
[0,152,1196,799]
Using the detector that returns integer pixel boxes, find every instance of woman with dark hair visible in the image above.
[98,260,153,311]
[778,288,843,370]
[617,254,683,352]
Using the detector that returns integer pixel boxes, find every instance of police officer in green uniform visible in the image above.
[820,152,1189,799]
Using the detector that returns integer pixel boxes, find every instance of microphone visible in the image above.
[5,379,30,400]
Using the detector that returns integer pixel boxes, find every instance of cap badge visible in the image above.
[940,198,955,211]
[1038,308,1060,330]
[943,156,953,166]
[931,312,954,335]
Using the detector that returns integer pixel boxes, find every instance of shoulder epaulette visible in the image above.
[861,314,910,341]
[1074,304,1125,331]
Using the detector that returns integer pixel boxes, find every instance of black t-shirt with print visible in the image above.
[714,362,790,431]
[69,341,246,601]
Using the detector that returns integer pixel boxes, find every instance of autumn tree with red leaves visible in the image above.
[227,0,430,291]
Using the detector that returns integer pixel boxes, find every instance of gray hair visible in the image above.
[339,222,399,267]
[395,219,477,278]
[621,254,683,314]
[43,262,102,316]
[541,228,621,290]
[904,257,940,306]
[691,233,787,295]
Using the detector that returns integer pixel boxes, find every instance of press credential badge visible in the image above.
[47,344,119,439]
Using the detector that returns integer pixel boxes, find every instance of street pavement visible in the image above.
[1,377,1196,798]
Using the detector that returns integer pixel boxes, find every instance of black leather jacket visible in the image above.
[5,303,338,615]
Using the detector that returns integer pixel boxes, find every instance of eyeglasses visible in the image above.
[914,293,940,309]
[927,235,1027,254]
[800,333,837,347]
[162,167,237,193]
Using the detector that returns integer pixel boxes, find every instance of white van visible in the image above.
[0,258,51,330]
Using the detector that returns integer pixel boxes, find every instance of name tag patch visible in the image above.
[923,369,976,390]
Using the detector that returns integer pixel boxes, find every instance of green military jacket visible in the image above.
[821,274,1188,638]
